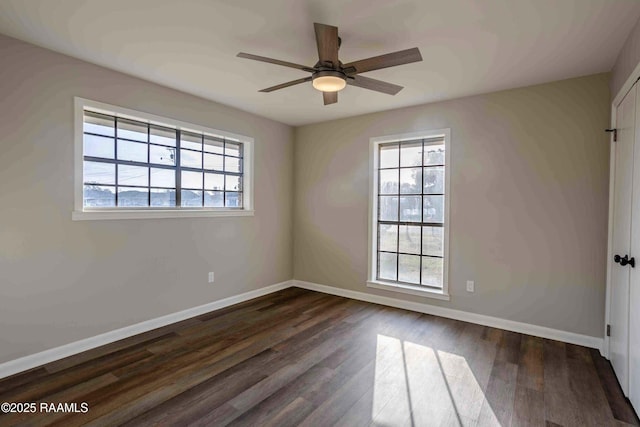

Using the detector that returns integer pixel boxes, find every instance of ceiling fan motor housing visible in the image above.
[312,70,347,92]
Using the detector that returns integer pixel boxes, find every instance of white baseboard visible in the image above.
[0,280,293,380]
[293,280,605,355]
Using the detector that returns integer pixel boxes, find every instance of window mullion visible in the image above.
[176,129,182,207]
[114,116,119,207]
[396,143,401,282]
[201,134,205,207]
[147,123,151,207]
[419,138,424,286]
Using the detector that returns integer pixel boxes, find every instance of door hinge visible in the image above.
[607,324,611,337]
[606,128,617,142]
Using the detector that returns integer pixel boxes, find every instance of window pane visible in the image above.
[150,189,176,207]
[225,192,242,207]
[150,168,175,188]
[398,254,420,284]
[150,145,176,166]
[205,173,224,190]
[226,175,241,191]
[378,252,397,281]
[424,144,445,166]
[181,171,202,189]
[84,134,114,159]
[117,140,147,163]
[422,257,443,288]
[83,185,115,207]
[84,112,114,137]
[225,156,241,173]
[379,143,399,168]
[118,165,148,187]
[378,224,397,252]
[204,153,224,170]
[181,190,202,207]
[204,191,224,207]
[400,196,421,222]
[379,196,398,221]
[379,170,398,194]
[180,149,202,169]
[150,125,176,147]
[225,142,242,157]
[117,187,148,207]
[84,161,115,185]
[117,118,147,142]
[423,167,444,194]
[398,225,421,254]
[400,168,421,194]
[423,195,444,223]
[204,136,224,154]
[400,140,422,167]
[422,226,444,257]
[181,131,202,151]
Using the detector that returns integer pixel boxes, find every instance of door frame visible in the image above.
[606,64,640,359]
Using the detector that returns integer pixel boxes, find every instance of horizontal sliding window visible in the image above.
[75,98,253,219]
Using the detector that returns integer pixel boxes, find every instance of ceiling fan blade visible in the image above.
[347,75,403,95]
[314,23,339,67]
[258,77,312,93]
[237,52,315,73]
[323,91,338,105]
[342,47,422,74]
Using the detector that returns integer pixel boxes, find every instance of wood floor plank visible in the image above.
[0,348,153,402]
[4,373,119,427]
[496,330,522,365]
[590,348,640,425]
[262,397,315,427]
[0,288,636,427]
[226,366,332,427]
[120,350,276,426]
[298,359,376,427]
[517,335,544,392]
[543,339,588,427]
[477,359,518,426]
[0,366,49,394]
[44,328,191,374]
[565,344,615,426]
[512,386,545,427]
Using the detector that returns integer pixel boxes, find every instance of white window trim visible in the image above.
[367,129,451,301]
[73,97,254,220]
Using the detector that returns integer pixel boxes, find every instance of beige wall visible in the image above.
[294,73,610,338]
[612,15,640,99]
[0,35,294,363]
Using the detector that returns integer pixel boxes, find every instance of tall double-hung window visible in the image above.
[73,98,253,220]
[368,130,450,300]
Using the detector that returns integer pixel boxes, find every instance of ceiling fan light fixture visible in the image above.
[312,71,346,92]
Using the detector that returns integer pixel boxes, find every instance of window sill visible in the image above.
[366,280,450,301]
[72,209,255,221]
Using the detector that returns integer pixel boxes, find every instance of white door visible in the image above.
[629,86,640,410]
[610,84,636,395]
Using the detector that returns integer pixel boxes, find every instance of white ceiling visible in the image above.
[1,0,639,126]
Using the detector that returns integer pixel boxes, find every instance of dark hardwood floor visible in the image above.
[0,287,638,426]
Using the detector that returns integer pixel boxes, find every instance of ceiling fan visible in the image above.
[237,23,423,105]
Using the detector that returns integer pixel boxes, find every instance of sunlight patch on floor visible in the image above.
[372,334,500,426]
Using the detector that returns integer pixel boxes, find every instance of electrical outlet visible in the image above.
[208,272,215,283]
[466,280,474,292]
